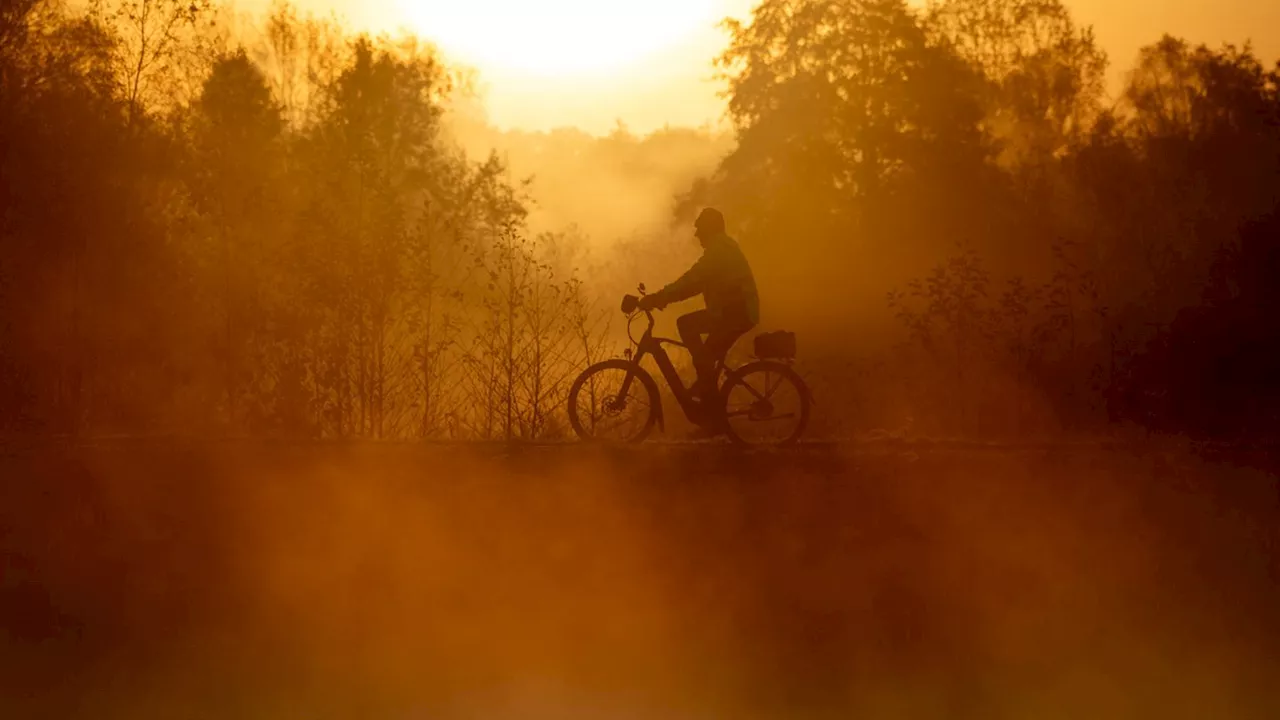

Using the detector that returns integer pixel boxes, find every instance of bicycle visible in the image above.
[567,284,812,446]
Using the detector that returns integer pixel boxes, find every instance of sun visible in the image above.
[397,0,721,78]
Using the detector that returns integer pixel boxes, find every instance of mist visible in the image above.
[4,443,1278,718]
[443,97,734,255]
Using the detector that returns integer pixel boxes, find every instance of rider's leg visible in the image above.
[680,322,752,437]
[704,320,754,398]
[677,310,715,405]
[706,326,750,367]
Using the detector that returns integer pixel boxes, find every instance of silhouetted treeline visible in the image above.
[683,0,1280,439]
[3,0,1279,440]
[0,0,617,439]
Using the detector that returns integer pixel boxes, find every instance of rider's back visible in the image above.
[701,234,759,326]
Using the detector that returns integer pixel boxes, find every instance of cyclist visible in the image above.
[638,207,759,425]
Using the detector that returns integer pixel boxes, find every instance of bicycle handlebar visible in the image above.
[624,307,654,346]
[622,288,658,346]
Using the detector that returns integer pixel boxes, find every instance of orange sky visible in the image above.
[244,0,1280,134]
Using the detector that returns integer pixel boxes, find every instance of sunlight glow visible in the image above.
[397,0,720,77]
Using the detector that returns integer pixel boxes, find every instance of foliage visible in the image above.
[696,0,1280,437]
[0,1,609,439]
[3,0,1280,440]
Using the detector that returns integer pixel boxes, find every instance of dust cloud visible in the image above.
[2,444,1277,719]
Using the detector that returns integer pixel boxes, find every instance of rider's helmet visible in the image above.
[694,207,725,239]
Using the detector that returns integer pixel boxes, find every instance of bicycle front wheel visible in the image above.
[720,361,811,446]
[567,359,660,443]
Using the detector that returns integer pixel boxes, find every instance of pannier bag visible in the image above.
[754,330,796,359]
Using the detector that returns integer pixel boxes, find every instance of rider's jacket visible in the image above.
[652,232,759,326]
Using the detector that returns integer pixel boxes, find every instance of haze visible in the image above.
[246,0,1280,133]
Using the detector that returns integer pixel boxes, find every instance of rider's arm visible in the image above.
[652,255,710,306]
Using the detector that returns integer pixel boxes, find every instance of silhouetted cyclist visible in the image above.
[638,207,759,425]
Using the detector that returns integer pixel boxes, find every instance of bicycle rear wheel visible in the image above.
[719,361,810,446]
[568,359,660,443]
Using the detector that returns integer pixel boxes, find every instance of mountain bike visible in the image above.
[567,284,811,446]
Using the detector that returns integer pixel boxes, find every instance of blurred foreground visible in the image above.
[2,442,1278,719]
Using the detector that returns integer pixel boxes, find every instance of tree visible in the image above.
[685,0,989,331]
[91,0,215,122]
[1,0,154,433]
[927,0,1107,167]
[293,36,452,436]
[190,47,284,428]
[1100,39,1280,435]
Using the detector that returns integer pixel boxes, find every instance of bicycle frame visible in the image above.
[579,298,810,444]
[619,310,704,422]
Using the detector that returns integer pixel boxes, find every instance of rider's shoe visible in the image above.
[683,400,728,441]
